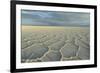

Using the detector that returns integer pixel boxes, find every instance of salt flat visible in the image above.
[21,26,90,63]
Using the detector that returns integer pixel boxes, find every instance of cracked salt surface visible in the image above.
[41,50,62,61]
[21,26,90,63]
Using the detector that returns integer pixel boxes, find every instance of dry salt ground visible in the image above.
[21,26,90,63]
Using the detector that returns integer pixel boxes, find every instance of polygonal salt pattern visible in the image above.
[21,43,49,62]
[41,50,62,61]
[77,46,90,59]
[21,27,90,63]
[60,43,78,58]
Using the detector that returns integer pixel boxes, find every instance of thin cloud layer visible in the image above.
[21,10,90,27]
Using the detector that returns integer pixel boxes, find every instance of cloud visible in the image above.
[21,10,90,26]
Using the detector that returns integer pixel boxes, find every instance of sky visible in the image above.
[21,10,90,27]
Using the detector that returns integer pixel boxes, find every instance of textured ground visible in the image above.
[21,26,90,63]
